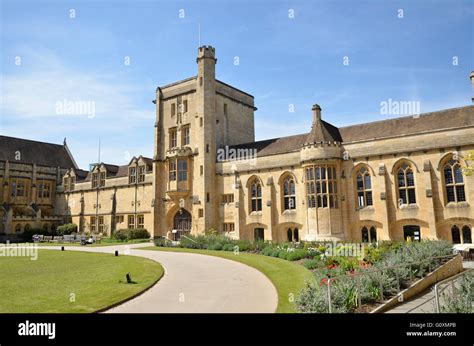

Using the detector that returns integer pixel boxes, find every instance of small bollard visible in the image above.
[61,246,65,251]
[115,250,119,257]
[126,272,132,283]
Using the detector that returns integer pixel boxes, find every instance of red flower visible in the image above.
[320,278,328,287]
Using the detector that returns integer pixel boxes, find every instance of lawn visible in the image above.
[31,238,151,247]
[141,246,315,313]
[0,249,163,313]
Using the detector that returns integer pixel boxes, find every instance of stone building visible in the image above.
[59,156,154,235]
[4,46,474,244]
[0,136,77,240]
[148,46,474,244]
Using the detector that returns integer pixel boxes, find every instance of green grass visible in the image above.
[29,238,151,247]
[0,249,163,313]
[141,246,315,313]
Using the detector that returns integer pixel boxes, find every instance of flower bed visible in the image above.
[296,240,453,313]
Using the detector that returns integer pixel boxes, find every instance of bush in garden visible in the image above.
[208,242,223,251]
[234,239,251,252]
[296,282,332,313]
[56,223,77,236]
[439,272,474,313]
[154,237,172,247]
[113,228,150,241]
[222,243,236,251]
[303,259,321,270]
[286,249,310,261]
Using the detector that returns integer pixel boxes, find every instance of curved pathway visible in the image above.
[41,243,278,313]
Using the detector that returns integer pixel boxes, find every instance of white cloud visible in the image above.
[0,47,156,168]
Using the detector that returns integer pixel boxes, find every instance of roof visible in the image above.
[79,156,152,182]
[338,105,474,142]
[0,135,77,169]
[305,119,342,144]
[228,105,474,157]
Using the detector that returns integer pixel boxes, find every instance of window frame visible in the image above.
[128,215,135,229]
[443,159,466,204]
[305,165,338,209]
[169,127,178,149]
[282,175,296,211]
[356,166,373,209]
[129,167,137,184]
[250,180,262,212]
[178,159,187,181]
[182,125,190,146]
[138,165,146,183]
[396,163,416,206]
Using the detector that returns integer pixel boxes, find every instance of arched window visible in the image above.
[361,226,369,242]
[356,166,372,208]
[397,163,416,205]
[286,228,299,242]
[369,226,377,242]
[451,225,461,244]
[283,176,296,210]
[250,180,262,212]
[462,225,472,244]
[287,228,293,242]
[444,159,466,203]
[15,224,22,233]
[24,224,31,232]
[361,226,377,242]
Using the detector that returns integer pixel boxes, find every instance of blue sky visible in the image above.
[1,0,473,169]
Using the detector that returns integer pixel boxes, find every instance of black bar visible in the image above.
[0,313,472,345]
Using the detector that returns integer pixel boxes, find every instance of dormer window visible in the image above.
[92,172,98,188]
[129,167,137,184]
[100,172,106,187]
[138,165,146,183]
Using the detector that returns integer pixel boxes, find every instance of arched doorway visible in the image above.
[173,208,191,240]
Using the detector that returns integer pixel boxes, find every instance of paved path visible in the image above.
[41,243,278,313]
[387,261,473,313]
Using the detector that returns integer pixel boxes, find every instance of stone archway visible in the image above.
[173,208,191,240]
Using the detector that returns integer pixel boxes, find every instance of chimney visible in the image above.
[312,104,321,123]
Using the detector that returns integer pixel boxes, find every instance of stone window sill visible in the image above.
[399,204,419,210]
[446,201,470,208]
[357,206,375,212]
[249,211,262,216]
[282,209,297,215]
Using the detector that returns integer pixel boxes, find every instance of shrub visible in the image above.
[208,242,223,251]
[154,237,172,247]
[56,223,77,236]
[439,272,474,313]
[303,259,321,270]
[286,249,309,261]
[222,243,236,251]
[113,228,150,241]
